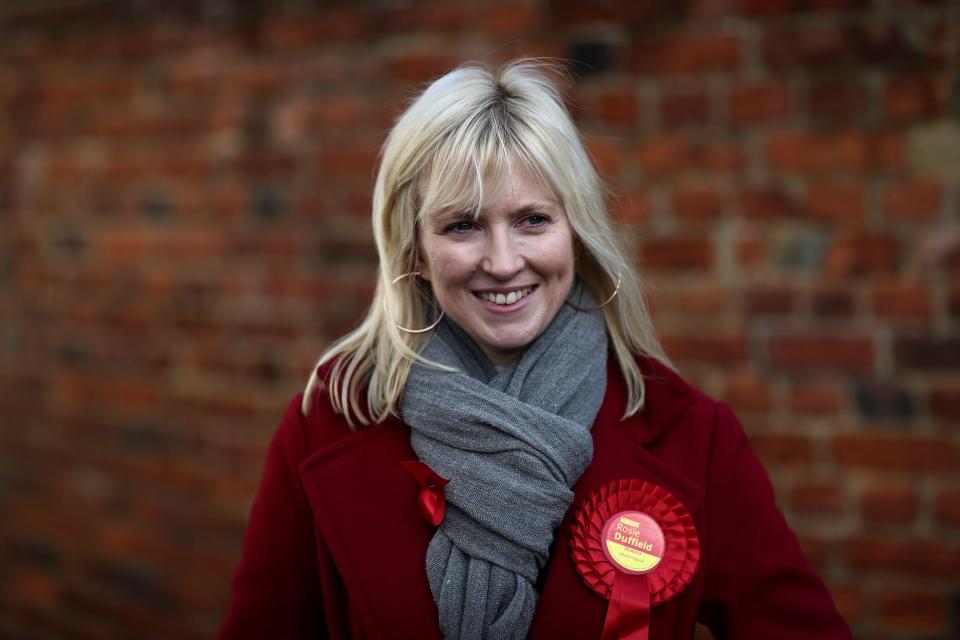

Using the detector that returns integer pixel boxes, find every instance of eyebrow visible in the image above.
[433,201,557,222]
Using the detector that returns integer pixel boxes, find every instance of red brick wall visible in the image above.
[1,1,958,638]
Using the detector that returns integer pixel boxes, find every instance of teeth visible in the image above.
[479,287,531,305]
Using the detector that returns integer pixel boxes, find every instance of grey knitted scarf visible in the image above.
[401,283,608,640]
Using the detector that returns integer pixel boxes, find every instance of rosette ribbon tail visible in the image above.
[601,572,650,640]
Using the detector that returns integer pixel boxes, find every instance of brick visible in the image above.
[730,82,792,124]
[804,182,864,221]
[854,380,915,421]
[637,136,689,175]
[387,51,454,82]
[824,231,900,276]
[737,0,795,14]
[597,89,641,127]
[809,76,865,122]
[870,130,906,172]
[549,0,660,24]
[738,186,796,219]
[736,237,766,267]
[762,26,852,69]
[768,334,874,373]
[299,11,363,41]
[13,570,60,607]
[830,584,864,624]
[640,237,713,271]
[845,537,960,577]
[871,280,932,319]
[740,0,868,14]
[934,490,960,526]
[852,22,915,64]
[811,285,856,317]
[885,73,951,122]
[929,386,960,421]
[766,131,868,174]
[638,136,745,175]
[671,185,725,220]
[833,433,960,472]
[633,33,741,75]
[585,137,623,176]
[791,382,844,414]
[722,372,772,413]
[797,535,829,567]
[926,21,960,65]
[657,285,730,315]
[235,153,296,179]
[700,141,747,171]
[611,190,652,223]
[375,4,467,33]
[951,285,960,317]
[230,61,296,95]
[660,88,710,128]
[262,15,363,46]
[791,481,844,516]
[660,333,749,365]
[878,591,949,635]
[316,146,378,179]
[862,485,917,524]
[883,180,941,219]
[306,96,368,130]
[751,433,814,467]
[685,0,735,19]
[479,4,539,35]
[743,285,795,316]
[894,336,960,370]
[735,238,769,269]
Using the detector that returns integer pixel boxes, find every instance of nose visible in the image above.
[481,227,523,280]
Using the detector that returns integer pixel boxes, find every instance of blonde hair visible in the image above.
[303,59,670,425]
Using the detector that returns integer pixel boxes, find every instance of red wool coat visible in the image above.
[219,357,852,639]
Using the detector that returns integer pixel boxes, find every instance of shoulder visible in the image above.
[297,377,362,457]
[617,353,729,446]
[632,355,766,487]
[293,360,401,457]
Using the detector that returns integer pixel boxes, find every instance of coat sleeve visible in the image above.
[697,402,852,639]
[218,394,325,639]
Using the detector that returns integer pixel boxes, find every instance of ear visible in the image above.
[415,248,431,282]
[573,236,585,259]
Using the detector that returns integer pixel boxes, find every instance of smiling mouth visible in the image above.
[473,286,536,306]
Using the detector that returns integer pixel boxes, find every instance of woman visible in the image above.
[220,60,851,639]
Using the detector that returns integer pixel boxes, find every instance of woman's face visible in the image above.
[417,165,576,365]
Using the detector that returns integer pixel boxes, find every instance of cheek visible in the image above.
[423,244,475,288]
[528,234,576,277]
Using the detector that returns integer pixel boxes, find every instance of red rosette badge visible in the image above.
[570,479,700,640]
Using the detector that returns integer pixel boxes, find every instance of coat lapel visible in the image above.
[298,419,442,640]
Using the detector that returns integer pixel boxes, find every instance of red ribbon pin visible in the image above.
[400,460,450,526]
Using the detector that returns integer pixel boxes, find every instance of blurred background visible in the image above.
[0,0,958,638]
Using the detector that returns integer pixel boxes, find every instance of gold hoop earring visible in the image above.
[384,271,445,334]
[566,271,622,312]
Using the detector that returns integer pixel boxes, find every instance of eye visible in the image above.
[522,213,550,227]
[444,220,476,234]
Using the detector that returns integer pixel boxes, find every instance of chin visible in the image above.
[479,327,539,353]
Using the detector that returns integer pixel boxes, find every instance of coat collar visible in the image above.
[298,356,703,640]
